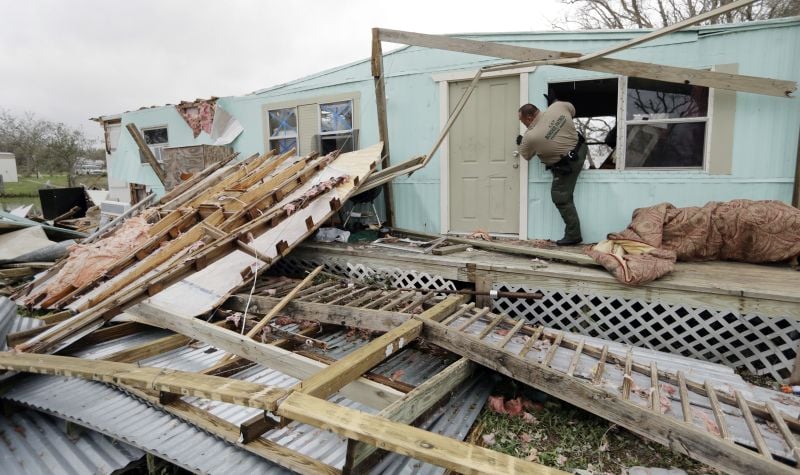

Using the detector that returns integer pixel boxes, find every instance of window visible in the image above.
[142,126,169,163]
[267,107,298,154]
[318,100,356,155]
[546,76,710,170]
[624,78,708,168]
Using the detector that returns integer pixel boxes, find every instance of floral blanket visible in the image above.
[586,200,800,285]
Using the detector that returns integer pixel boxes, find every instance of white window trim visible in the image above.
[435,67,533,240]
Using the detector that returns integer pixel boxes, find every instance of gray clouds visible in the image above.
[0,0,561,142]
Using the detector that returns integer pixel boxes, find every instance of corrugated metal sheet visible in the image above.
[0,408,144,475]
[2,301,492,474]
[0,296,44,352]
[3,377,290,474]
[138,339,470,470]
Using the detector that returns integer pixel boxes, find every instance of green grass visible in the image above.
[478,380,714,473]
[0,174,108,214]
[1,174,107,197]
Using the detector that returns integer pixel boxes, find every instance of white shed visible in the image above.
[0,153,18,183]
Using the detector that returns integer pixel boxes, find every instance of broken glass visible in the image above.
[270,138,297,155]
[143,127,168,145]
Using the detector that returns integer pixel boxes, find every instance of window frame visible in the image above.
[266,106,299,155]
[318,99,356,154]
[618,76,713,171]
[141,125,169,164]
[545,75,714,172]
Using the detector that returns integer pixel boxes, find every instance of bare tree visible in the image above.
[558,0,799,29]
[0,109,96,186]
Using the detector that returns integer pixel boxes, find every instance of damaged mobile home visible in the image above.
[2,9,800,475]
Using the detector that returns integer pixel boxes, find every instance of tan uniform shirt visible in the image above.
[519,101,578,165]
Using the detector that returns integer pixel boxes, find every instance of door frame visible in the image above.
[433,66,535,239]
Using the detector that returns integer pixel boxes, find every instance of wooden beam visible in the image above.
[125,302,404,409]
[395,227,597,266]
[126,123,167,185]
[294,319,422,399]
[573,0,757,64]
[345,357,475,472]
[372,28,395,226]
[376,28,796,98]
[0,352,287,411]
[102,333,191,363]
[224,294,412,332]
[419,319,797,475]
[378,27,573,62]
[278,391,564,475]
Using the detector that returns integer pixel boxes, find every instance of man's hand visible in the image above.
[516,134,523,146]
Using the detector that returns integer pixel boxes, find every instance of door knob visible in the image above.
[512,151,520,158]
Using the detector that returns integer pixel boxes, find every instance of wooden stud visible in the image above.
[735,390,771,458]
[477,314,505,339]
[457,307,490,332]
[566,340,584,377]
[622,350,633,400]
[518,326,543,357]
[345,357,475,472]
[705,380,731,441]
[440,303,474,326]
[650,362,660,413]
[278,392,564,475]
[677,371,692,423]
[0,352,286,410]
[224,294,410,333]
[295,319,423,400]
[542,331,563,366]
[497,319,525,349]
[239,412,279,444]
[304,216,314,231]
[766,402,800,461]
[592,345,609,385]
[126,123,167,185]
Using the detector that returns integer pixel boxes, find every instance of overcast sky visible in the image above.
[0,0,567,142]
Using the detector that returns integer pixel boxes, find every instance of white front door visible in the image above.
[448,75,520,234]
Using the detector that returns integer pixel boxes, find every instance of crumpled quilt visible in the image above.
[586,200,800,285]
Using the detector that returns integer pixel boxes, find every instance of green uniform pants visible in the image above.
[550,143,587,241]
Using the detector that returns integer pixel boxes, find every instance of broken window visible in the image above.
[142,126,169,163]
[548,79,618,169]
[545,76,710,170]
[267,107,298,155]
[624,78,709,168]
[319,100,357,155]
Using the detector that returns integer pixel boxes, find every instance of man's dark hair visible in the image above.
[518,103,539,117]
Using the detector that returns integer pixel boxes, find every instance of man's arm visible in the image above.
[518,131,536,161]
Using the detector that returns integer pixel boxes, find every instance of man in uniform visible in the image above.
[517,101,587,245]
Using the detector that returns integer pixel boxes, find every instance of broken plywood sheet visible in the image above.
[146,143,382,318]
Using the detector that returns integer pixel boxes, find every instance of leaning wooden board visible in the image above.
[144,143,382,318]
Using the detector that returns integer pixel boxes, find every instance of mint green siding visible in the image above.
[106,18,799,242]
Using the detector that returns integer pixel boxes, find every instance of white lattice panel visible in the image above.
[494,283,800,382]
[275,256,458,291]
